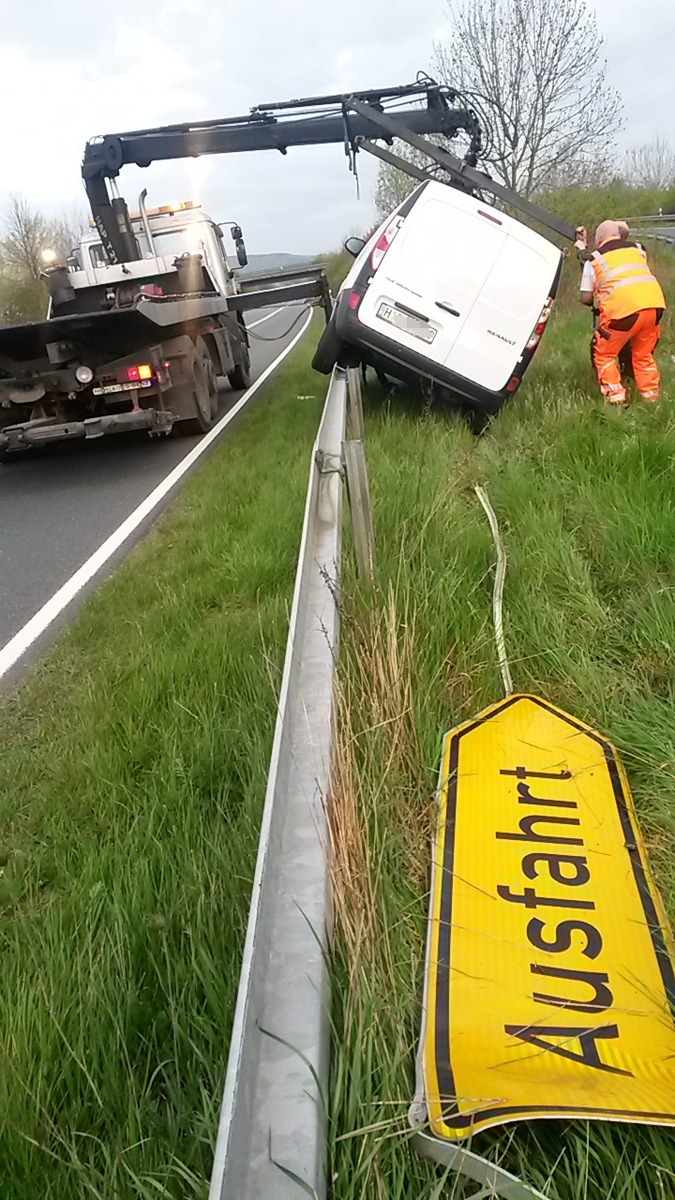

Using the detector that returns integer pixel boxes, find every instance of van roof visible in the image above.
[419,180,557,253]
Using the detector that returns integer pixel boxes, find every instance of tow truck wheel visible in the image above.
[228,344,251,391]
[176,338,219,435]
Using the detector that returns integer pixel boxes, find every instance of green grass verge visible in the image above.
[328,279,675,1198]
[0,330,323,1199]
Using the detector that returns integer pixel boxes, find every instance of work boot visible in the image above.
[639,390,659,404]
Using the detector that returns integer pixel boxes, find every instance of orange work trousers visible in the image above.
[591,307,662,404]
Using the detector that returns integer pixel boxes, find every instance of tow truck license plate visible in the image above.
[92,380,153,396]
[377,302,437,344]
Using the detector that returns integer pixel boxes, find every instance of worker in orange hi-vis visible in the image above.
[575,220,666,405]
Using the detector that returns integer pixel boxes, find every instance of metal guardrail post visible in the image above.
[209,367,347,1200]
[343,368,376,581]
[342,438,376,581]
[345,366,365,440]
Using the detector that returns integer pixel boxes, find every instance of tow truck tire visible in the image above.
[228,348,251,391]
[175,338,219,435]
[312,316,344,375]
[228,314,252,390]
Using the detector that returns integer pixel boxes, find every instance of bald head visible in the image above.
[595,220,630,247]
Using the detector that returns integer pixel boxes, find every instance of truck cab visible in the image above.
[53,201,243,318]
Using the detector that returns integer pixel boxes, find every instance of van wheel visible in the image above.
[312,317,344,374]
[461,405,493,435]
[175,338,218,435]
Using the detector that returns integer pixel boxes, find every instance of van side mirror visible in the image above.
[345,236,365,258]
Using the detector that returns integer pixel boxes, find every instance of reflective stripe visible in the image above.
[602,264,651,282]
[592,252,651,284]
[605,275,656,291]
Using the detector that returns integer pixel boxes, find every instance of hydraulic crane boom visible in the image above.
[345,96,577,242]
[81,81,481,264]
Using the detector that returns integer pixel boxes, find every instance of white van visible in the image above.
[313,180,563,415]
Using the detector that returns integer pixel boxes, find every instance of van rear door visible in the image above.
[444,226,561,391]
[356,182,508,368]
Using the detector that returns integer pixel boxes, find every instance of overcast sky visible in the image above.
[1,0,673,256]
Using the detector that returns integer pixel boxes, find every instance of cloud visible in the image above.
[0,38,203,205]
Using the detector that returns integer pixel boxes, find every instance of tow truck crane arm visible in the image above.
[345,97,577,242]
[82,81,482,264]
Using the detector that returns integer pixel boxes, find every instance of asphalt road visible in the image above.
[0,305,312,681]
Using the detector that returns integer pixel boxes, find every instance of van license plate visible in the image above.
[377,303,437,344]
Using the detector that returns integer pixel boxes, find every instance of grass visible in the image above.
[328,256,675,1198]
[0,329,323,1199]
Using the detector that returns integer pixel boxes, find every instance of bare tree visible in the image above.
[623,137,675,192]
[373,141,429,220]
[51,201,90,259]
[0,194,88,281]
[0,194,51,280]
[433,0,622,196]
[0,195,89,324]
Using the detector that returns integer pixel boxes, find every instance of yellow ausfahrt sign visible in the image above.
[419,694,675,1139]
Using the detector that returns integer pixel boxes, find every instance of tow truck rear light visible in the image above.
[525,298,553,351]
[125,364,153,382]
[370,215,404,272]
[93,360,164,396]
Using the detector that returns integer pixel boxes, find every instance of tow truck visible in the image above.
[0,81,480,457]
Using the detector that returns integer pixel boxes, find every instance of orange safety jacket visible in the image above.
[590,239,665,321]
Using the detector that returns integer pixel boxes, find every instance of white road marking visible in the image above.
[248,308,284,328]
[0,308,313,682]
[247,304,302,329]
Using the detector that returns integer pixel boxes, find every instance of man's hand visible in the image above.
[575,225,588,251]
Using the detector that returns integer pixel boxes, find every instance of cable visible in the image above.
[244,306,310,342]
[474,485,513,697]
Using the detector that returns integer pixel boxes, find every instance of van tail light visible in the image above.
[348,289,362,311]
[506,376,521,393]
[370,215,404,272]
[525,297,553,351]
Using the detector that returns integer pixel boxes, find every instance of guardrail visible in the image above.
[622,213,675,224]
[623,213,675,247]
[209,365,347,1200]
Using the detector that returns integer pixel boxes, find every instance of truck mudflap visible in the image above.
[0,407,174,453]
